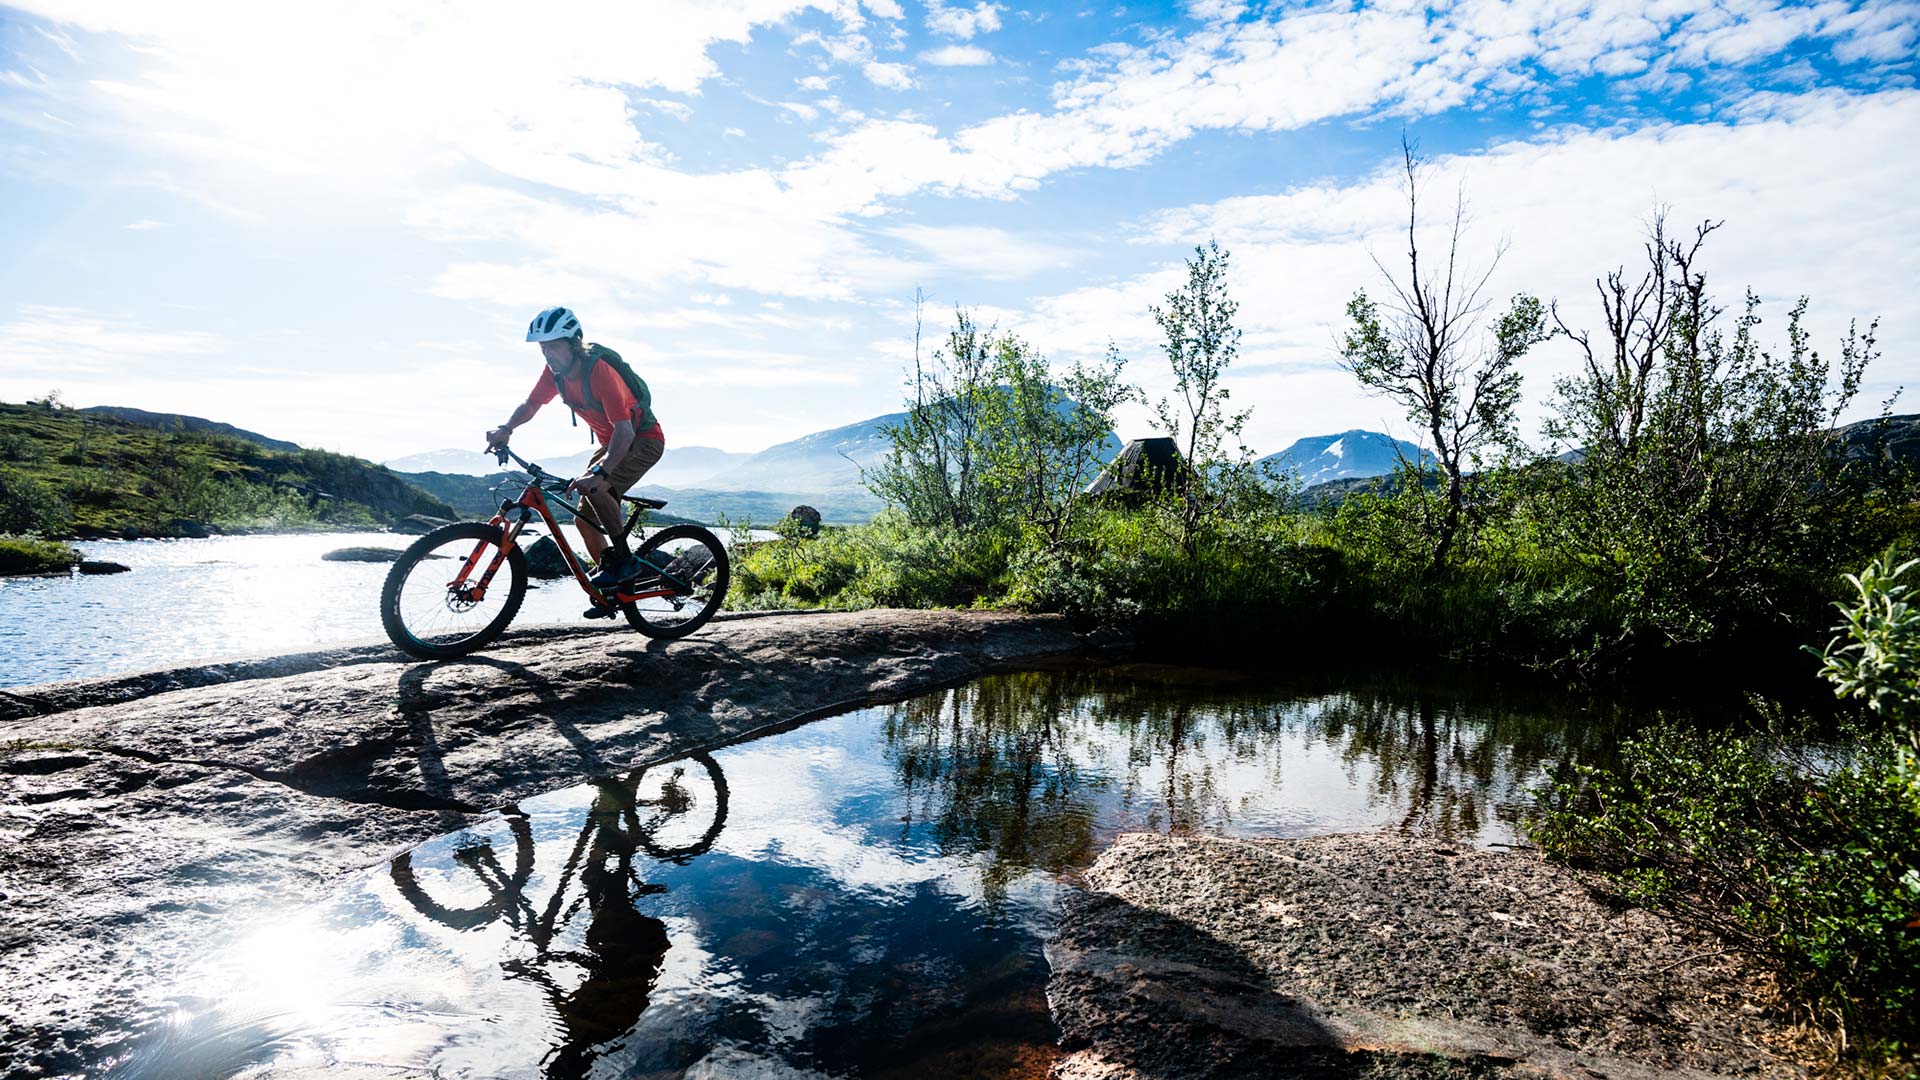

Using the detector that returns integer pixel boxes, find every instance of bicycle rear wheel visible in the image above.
[620,524,729,640]
[381,522,528,660]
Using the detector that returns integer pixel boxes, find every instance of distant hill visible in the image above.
[701,399,1123,497]
[385,444,752,489]
[0,401,453,539]
[699,413,899,495]
[1259,430,1430,486]
[78,405,300,452]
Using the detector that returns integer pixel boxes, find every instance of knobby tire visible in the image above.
[622,524,730,641]
[381,521,529,660]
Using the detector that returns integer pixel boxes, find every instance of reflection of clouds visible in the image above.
[683,1047,840,1079]
[709,738,967,894]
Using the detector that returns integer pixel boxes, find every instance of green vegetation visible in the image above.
[0,535,82,575]
[728,206,1915,684]
[0,401,455,539]
[1530,555,1920,1058]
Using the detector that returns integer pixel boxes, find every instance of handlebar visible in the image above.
[489,444,572,492]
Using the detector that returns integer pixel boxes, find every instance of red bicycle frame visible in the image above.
[443,477,680,608]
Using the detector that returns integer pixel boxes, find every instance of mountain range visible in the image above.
[34,398,1918,530]
[387,397,1124,522]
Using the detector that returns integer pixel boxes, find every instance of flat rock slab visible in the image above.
[1048,833,1801,1080]
[0,610,1124,1079]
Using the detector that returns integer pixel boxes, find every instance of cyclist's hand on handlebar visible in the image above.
[484,428,513,466]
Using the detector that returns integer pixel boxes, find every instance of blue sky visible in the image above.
[1,0,1915,462]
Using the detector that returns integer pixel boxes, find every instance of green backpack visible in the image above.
[560,343,657,434]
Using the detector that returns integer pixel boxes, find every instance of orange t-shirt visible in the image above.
[527,361,659,445]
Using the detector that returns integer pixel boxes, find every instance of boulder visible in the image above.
[321,547,404,563]
[77,561,131,575]
[167,519,212,539]
[393,514,455,535]
[1084,437,1185,502]
[522,535,575,579]
[784,505,823,537]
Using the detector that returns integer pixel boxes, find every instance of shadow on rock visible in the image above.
[1047,890,1521,1079]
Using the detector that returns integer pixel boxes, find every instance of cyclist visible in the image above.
[485,306,665,602]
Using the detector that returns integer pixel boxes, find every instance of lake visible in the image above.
[0,530,763,689]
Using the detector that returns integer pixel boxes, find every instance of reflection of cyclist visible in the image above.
[391,754,728,1078]
[531,780,673,1080]
[485,306,666,597]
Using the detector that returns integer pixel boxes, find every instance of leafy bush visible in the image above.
[1529,555,1920,1049]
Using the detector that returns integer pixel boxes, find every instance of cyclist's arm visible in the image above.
[599,419,635,473]
[487,400,541,446]
[490,371,559,446]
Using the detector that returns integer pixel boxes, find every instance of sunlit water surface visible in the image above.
[0,530,758,688]
[115,668,1617,1080]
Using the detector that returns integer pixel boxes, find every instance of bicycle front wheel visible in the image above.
[381,522,528,660]
[621,524,729,640]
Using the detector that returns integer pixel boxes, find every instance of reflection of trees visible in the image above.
[886,673,1099,899]
[882,669,1623,871]
[1312,686,1616,840]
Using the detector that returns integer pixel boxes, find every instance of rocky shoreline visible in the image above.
[1049,833,1802,1079]
[0,610,1125,1078]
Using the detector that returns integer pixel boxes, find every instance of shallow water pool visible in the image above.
[113,666,1615,1079]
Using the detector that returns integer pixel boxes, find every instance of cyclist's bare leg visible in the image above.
[574,514,610,567]
[578,486,628,565]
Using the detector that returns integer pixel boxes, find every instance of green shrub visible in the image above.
[0,534,81,574]
[1529,555,1920,1049]
[0,467,73,537]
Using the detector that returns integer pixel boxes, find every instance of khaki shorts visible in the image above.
[578,431,665,530]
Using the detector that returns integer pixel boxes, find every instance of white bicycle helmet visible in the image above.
[526,306,582,342]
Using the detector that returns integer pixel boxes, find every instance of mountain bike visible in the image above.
[380,445,729,660]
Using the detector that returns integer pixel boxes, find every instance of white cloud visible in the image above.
[797,74,837,91]
[926,1,1003,39]
[12,0,860,183]
[638,97,693,120]
[775,0,1920,208]
[122,219,170,230]
[0,305,225,375]
[920,44,995,66]
[883,223,1078,279]
[1006,90,1920,453]
[863,60,917,89]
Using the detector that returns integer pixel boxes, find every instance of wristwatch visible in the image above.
[590,464,609,479]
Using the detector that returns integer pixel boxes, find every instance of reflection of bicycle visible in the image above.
[380,444,730,660]
[389,753,728,1079]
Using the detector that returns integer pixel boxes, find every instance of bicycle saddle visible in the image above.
[621,495,668,510]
